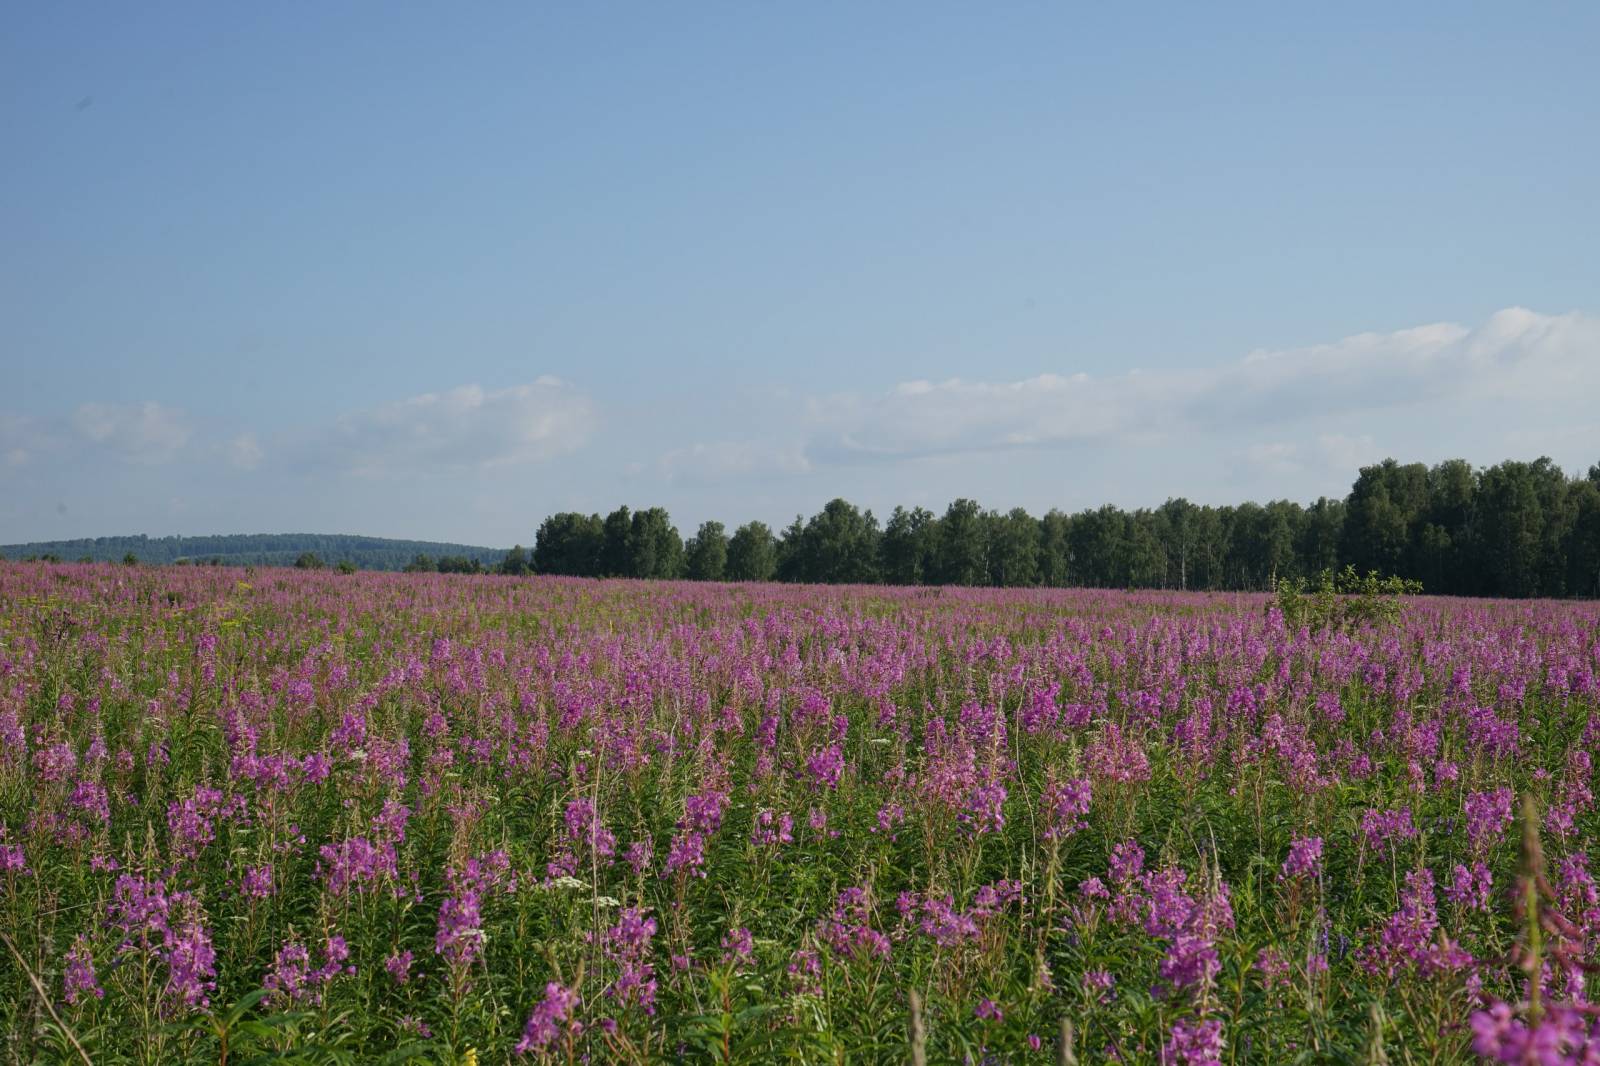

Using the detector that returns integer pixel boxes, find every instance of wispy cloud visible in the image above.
[323,379,596,476]
[1230,434,1383,485]
[0,413,46,470]
[67,401,192,463]
[228,433,265,471]
[2,403,194,471]
[657,439,811,483]
[799,308,1599,462]
[638,308,1597,498]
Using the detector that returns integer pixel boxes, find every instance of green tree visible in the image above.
[1188,506,1228,590]
[726,521,777,582]
[1157,498,1199,590]
[1566,478,1600,598]
[789,500,880,584]
[1535,459,1579,597]
[880,506,935,585]
[1069,505,1125,587]
[629,508,684,579]
[1297,497,1345,579]
[1416,459,1478,593]
[685,521,729,581]
[1038,510,1073,586]
[533,513,604,576]
[1261,500,1303,588]
[1341,459,1429,578]
[293,551,325,570]
[600,506,634,577]
[1224,503,1273,589]
[775,516,807,582]
[932,499,987,586]
[986,507,1041,587]
[1124,509,1168,588]
[1476,459,1549,597]
[499,544,530,576]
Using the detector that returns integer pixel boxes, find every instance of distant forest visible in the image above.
[6,457,1599,598]
[526,457,1600,599]
[0,533,506,572]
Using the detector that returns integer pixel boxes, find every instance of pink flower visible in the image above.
[1280,837,1323,881]
[515,982,580,1055]
[63,935,102,1005]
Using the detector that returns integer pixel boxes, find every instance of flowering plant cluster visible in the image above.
[0,561,1597,1062]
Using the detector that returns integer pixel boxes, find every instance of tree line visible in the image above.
[522,457,1600,598]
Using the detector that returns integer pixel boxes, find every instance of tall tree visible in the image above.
[790,500,880,584]
[1297,497,1344,578]
[1069,505,1126,587]
[1531,459,1578,597]
[1260,500,1302,587]
[986,507,1042,586]
[1037,510,1073,586]
[880,506,936,585]
[600,507,634,577]
[775,516,807,582]
[685,521,729,581]
[533,513,604,576]
[726,521,777,582]
[932,499,987,586]
[1417,459,1477,593]
[1341,460,1429,578]
[1157,498,1198,590]
[629,508,684,579]
[499,544,530,576]
[1189,506,1227,590]
[1566,478,1600,598]
[1124,510,1168,589]
[1476,460,1549,597]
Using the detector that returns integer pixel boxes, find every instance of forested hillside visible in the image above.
[0,533,506,572]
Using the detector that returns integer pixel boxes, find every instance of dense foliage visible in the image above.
[532,456,1600,598]
[2,562,1598,1063]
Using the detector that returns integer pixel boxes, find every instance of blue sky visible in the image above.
[4,3,1597,545]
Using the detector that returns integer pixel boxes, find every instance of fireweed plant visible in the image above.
[0,562,1598,1063]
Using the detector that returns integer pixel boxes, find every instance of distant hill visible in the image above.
[0,533,507,571]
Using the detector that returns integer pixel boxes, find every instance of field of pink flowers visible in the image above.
[1,562,1598,1064]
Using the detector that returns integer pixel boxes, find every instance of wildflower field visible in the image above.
[2,562,1599,1064]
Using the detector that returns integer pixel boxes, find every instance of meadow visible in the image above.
[1,562,1597,1064]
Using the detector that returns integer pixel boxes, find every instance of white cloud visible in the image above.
[1315,433,1382,473]
[3,404,193,470]
[1230,434,1385,486]
[658,440,811,483]
[0,414,39,470]
[326,379,595,476]
[228,433,264,471]
[800,308,1600,461]
[69,402,191,463]
[1236,441,1302,476]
